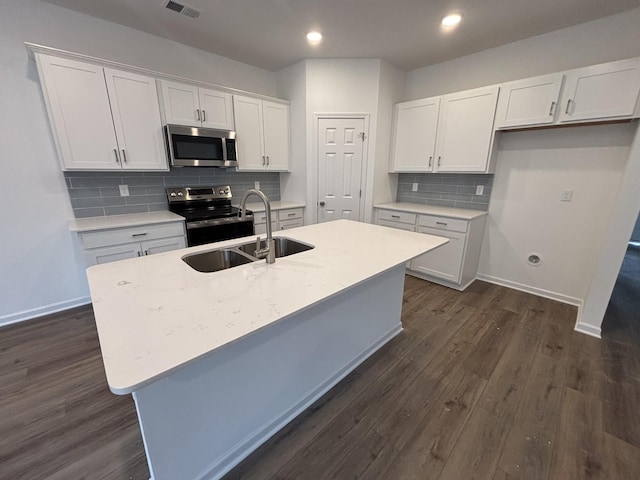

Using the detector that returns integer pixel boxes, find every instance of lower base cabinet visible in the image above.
[374,207,487,290]
[254,207,304,234]
[78,221,186,266]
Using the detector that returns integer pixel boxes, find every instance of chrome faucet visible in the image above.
[239,189,275,264]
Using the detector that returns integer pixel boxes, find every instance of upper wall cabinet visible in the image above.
[494,73,564,129]
[35,54,167,171]
[390,85,499,174]
[496,57,640,129]
[233,95,290,171]
[159,80,234,130]
[559,57,640,123]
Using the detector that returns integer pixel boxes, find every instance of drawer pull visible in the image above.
[131,233,148,237]
[391,215,400,219]
[436,221,448,226]
[287,212,296,216]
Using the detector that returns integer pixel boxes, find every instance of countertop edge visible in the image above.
[374,202,489,220]
[70,211,185,232]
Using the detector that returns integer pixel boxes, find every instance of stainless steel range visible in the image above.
[167,185,254,247]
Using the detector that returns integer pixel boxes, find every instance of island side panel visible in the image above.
[132,265,406,480]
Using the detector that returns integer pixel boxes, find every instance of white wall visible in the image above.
[0,0,278,325]
[478,124,635,303]
[371,61,405,212]
[405,7,640,99]
[303,59,383,224]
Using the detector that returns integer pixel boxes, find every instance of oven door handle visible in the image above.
[186,217,254,230]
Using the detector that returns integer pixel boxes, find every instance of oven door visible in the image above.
[186,220,255,247]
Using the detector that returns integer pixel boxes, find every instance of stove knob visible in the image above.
[219,189,225,195]
[224,188,230,194]
[177,191,184,197]
[170,192,177,197]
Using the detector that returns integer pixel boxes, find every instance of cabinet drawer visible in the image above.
[79,222,185,249]
[376,209,417,225]
[278,208,303,221]
[279,218,303,230]
[255,222,278,235]
[418,215,468,233]
[377,219,416,232]
[253,212,271,224]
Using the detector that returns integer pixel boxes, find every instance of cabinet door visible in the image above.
[160,80,201,127]
[559,58,640,123]
[255,222,278,235]
[199,88,234,130]
[105,69,167,171]
[85,243,142,266]
[411,227,466,284]
[140,236,186,256]
[35,54,120,170]
[435,86,499,173]
[495,73,564,128]
[390,98,439,172]
[233,95,266,170]
[263,101,290,171]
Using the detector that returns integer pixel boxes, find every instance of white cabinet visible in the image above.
[159,80,234,130]
[559,57,640,123]
[252,207,304,234]
[35,54,167,171]
[494,73,564,129]
[390,86,499,173]
[496,58,640,129]
[78,221,186,267]
[374,208,487,290]
[389,97,440,172]
[233,96,290,171]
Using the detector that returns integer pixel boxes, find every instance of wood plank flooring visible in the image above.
[1,276,640,479]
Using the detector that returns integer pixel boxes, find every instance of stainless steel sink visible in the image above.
[182,249,255,273]
[182,237,315,272]
[237,237,314,258]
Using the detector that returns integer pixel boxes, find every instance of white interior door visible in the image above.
[317,117,365,223]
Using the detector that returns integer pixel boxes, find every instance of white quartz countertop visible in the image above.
[236,200,305,213]
[86,220,447,394]
[375,202,488,220]
[69,211,185,232]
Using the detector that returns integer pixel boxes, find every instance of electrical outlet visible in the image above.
[561,189,573,202]
[475,185,484,195]
[254,181,260,190]
[412,183,418,192]
[119,185,129,197]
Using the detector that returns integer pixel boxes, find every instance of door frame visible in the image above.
[311,113,370,225]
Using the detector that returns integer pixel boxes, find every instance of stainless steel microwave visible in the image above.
[165,124,238,168]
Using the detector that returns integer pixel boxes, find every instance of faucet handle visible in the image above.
[255,236,261,256]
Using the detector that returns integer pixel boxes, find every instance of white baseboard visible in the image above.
[0,296,91,328]
[476,273,583,306]
[476,274,601,338]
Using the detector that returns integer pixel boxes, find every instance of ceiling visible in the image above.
[42,0,640,72]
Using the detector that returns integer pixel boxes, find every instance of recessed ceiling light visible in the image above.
[306,31,323,45]
[441,13,463,27]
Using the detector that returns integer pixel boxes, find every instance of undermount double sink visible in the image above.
[182,237,315,273]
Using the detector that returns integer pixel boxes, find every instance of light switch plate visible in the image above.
[119,185,129,197]
[475,185,484,195]
[561,189,573,202]
[254,181,260,190]
[412,183,418,192]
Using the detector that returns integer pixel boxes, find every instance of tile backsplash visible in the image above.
[396,173,493,211]
[65,168,281,218]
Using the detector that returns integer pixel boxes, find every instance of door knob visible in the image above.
[319,201,325,206]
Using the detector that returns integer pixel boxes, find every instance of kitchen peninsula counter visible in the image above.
[86,219,447,480]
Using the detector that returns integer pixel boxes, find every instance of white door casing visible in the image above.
[317,117,366,223]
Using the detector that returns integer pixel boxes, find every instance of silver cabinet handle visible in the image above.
[319,201,325,206]
[391,215,400,219]
[262,155,266,165]
[428,156,433,168]
[113,149,120,163]
[121,149,127,163]
[196,109,201,121]
[131,233,148,237]
[437,156,442,166]
[549,101,556,116]
[287,212,296,216]
[436,221,448,226]
[202,110,206,122]
[144,250,149,256]
[266,156,270,166]
[136,251,141,257]
[565,99,573,114]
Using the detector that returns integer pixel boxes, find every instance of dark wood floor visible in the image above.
[601,245,640,347]
[2,277,640,479]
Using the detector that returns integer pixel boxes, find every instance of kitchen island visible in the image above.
[86,219,447,480]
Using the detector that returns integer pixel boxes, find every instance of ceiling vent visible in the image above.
[164,0,201,19]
